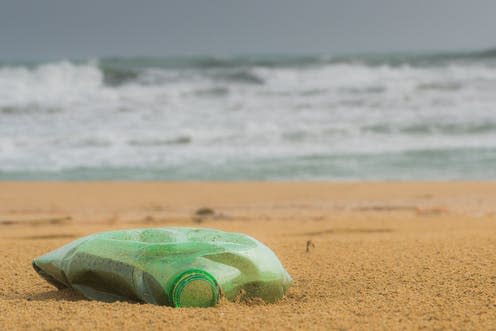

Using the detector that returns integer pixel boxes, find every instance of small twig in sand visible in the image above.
[306,240,315,253]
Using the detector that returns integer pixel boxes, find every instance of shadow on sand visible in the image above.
[25,289,86,302]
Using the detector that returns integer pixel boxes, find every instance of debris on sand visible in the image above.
[306,240,315,253]
[33,227,292,307]
[195,207,216,216]
[192,207,229,223]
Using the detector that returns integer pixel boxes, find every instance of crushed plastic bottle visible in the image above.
[32,227,292,307]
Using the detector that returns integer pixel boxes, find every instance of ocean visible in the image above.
[1,50,496,180]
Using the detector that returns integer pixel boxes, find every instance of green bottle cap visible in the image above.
[171,270,220,308]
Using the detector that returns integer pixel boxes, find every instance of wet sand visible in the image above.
[0,182,495,330]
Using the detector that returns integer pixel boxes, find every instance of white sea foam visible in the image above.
[1,57,496,179]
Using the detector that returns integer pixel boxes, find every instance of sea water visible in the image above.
[1,50,496,180]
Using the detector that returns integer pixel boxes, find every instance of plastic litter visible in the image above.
[32,227,292,307]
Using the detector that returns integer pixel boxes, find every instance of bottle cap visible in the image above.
[171,270,220,307]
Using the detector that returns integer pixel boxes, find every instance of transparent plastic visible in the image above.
[32,227,292,307]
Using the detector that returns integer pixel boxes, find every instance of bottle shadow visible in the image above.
[25,288,141,305]
[26,288,86,302]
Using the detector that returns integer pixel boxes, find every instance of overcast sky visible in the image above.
[1,0,495,60]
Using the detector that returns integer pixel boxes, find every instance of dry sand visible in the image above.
[0,182,495,330]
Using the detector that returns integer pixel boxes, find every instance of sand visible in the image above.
[0,182,495,330]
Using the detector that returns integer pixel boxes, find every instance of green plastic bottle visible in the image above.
[32,227,292,307]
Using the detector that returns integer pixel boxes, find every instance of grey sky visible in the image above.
[1,0,495,60]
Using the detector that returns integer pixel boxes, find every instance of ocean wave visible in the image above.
[338,86,387,95]
[94,48,496,72]
[210,69,265,85]
[95,48,496,70]
[327,47,496,67]
[127,136,192,146]
[99,55,323,70]
[2,52,496,179]
[189,87,230,97]
[0,61,106,112]
[2,47,496,74]
[416,82,463,91]
[1,58,495,113]
[362,122,496,135]
[100,65,139,86]
[0,105,63,114]
[2,50,494,93]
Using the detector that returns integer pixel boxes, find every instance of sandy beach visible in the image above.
[0,182,495,330]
